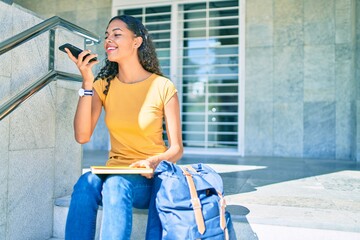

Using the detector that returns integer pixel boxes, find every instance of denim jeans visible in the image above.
[65,171,162,240]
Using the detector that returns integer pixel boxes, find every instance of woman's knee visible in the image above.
[73,171,103,193]
[103,175,132,192]
[102,175,133,203]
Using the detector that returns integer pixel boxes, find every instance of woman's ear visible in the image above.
[134,36,143,49]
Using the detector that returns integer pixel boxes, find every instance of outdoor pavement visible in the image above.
[83,150,360,240]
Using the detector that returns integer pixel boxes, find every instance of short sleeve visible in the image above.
[93,79,107,104]
[162,79,178,105]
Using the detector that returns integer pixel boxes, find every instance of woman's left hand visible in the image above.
[129,156,160,179]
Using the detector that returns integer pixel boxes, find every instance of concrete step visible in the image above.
[53,195,149,240]
[52,195,360,240]
[52,164,360,240]
[52,195,243,240]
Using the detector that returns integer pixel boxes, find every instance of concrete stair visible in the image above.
[49,157,360,240]
[52,196,242,239]
[51,196,360,240]
[52,195,149,240]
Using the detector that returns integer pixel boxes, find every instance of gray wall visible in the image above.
[245,0,357,160]
[13,0,359,161]
[0,2,82,239]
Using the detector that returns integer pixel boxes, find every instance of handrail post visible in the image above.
[49,29,55,71]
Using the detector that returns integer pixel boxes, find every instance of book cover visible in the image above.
[90,165,153,174]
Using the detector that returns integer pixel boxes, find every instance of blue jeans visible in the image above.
[65,172,162,240]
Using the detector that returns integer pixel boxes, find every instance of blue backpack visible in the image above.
[153,161,236,240]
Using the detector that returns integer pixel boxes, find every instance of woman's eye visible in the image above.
[104,34,121,40]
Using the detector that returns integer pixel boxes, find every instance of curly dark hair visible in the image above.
[95,15,162,95]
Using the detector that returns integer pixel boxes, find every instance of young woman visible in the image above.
[64,15,183,239]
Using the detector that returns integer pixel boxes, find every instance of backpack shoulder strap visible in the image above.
[180,166,206,234]
[185,165,227,232]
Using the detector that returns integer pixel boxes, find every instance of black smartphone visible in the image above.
[58,43,97,62]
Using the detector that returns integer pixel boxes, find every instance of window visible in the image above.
[117,0,241,153]
[179,1,239,150]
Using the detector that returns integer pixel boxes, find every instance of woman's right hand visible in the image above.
[64,48,99,84]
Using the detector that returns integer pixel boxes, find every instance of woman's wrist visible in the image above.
[82,81,93,90]
[147,155,161,168]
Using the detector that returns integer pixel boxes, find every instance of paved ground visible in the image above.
[83,151,360,240]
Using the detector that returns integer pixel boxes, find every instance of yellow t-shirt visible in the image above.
[93,74,177,166]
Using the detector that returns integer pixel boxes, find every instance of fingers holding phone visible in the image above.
[76,49,99,68]
[59,43,99,67]
[59,43,99,82]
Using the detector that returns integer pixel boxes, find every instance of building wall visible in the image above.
[14,0,359,161]
[245,0,357,160]
[0,2,83,238]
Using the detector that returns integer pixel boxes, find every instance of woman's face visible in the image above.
[104,19,139,62]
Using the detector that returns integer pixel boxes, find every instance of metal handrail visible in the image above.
[0,16,100,55]
[0,70,82,120]
[0,16,101,120]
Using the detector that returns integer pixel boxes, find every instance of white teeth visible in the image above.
[107,47,116,50]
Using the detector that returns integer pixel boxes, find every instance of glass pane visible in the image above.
[214,46,239,55]
[184,29,206,38]
[182,114,205,123]
[210,9,239,18]
[209,0,238,9]
[214,56,239,64]
[122,8,143,15]
[147,23,171,31]
[208,105,238,113]
[208,84,238,93]
[208,123,238,132]
[157,49,170,58]
[208,77,238,84]
[182,104,206,113]
[209,18,239,27]
[182,122,205,132]
[159,58,170,67]
[184,3,206,11]
[154,41,170,49]
[209,28,238,37]
[208,116,238,130]
[162,68,170,77]
[209,95,237,104]
[152,32,171,40]
[183,92,206,103]
[209,37,238,45]
[146,6,171,14]
[184,20,206,29]
[184,11,206,20]
[146,14,171,22]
